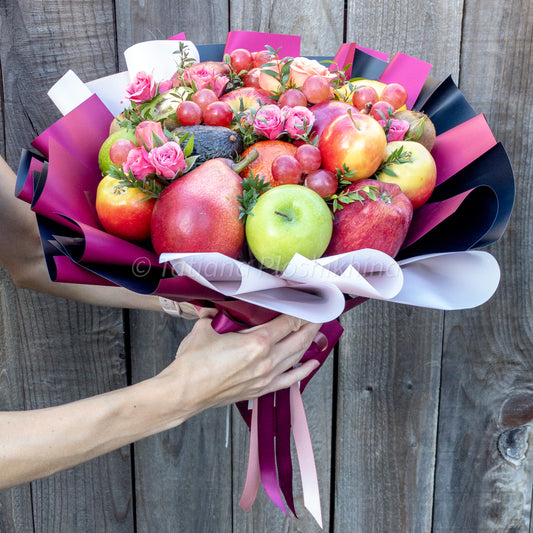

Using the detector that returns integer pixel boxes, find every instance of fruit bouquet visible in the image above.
[16,30,514,524]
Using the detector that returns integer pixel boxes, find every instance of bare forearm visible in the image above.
[0,157,162,311]
[0,375,196,489]
[0,314,322,490]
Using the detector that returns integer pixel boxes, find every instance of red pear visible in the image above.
[151,153,257,258]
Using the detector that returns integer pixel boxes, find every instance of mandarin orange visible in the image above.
[239,140,297,186]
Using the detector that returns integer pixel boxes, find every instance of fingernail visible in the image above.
[313,332,328,352]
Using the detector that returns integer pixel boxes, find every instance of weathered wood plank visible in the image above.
[433,0,533,531]
[228,0,346,57]
[113,2,236,530]
[115,0,230,68]
[334,303,443,532]
[225,4,344,530]
[0,271,34,533]
[128,310,234,532]
[345,0,464,82]
[333,1,464,531]
[0,274,133,531]
[0,1,133,531]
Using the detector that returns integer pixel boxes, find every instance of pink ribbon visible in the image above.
[291,382,322,527]
[212,310,343,525]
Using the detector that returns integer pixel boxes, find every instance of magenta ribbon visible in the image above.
[211,309,343,525]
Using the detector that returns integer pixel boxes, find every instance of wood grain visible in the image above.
[0,1,132,530]
[334,302,443,532]
[433,0,533,531]
[128,310,235,532]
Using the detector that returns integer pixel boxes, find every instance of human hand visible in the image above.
[156,314,323,414]
[159,297,218,319]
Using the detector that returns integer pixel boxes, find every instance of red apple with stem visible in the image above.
[318,110,387,181]
[325,179,413,258]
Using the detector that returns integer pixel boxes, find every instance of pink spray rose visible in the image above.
[158,79,173,94]
[122,147,155,181]
[379,119,411,142]
[125,71,157,103]
[179,63,229,97]
[135,120,166,150]
[283,106,315,138]
[253,104,285,139]
[147,142,187,179]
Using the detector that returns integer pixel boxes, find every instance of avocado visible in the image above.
[173,125,244,167]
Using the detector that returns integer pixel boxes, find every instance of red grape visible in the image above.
[294,143,322,172]
[243,67,262,88]
[302,75,331,104]
[369,100,395,122]
[252,49,276,69]
[380,83,408,109]
[271,155,303,185]
[352,85,379,110]
[230,48,253,73]
[191,88,218,111]
[176,101,202,126]
[203,101,233,127]
[304,169,338,197]
[109,139,137,167]
[278,88,308,108]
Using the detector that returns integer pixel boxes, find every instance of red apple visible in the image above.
[96,176,156,242]
[375,140,437,210]
[325,179,413,258]
[318,112,387,181]
[219,86,275,114]
[150,158,245,258]
[309,100,357,143]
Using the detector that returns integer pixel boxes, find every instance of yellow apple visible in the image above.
[335,79,387,101]
[375,140,437,210]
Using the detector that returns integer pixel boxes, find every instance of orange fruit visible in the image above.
[239,140,297,186]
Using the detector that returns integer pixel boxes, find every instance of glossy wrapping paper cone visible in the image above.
[16,31,514,526]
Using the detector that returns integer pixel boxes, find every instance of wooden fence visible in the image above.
[0,0,531,531]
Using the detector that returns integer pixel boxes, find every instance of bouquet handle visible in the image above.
[211,307,343,525]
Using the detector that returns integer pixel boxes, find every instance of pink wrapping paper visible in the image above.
[224,30,301,57]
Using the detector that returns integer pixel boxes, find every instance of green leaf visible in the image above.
[382,167,398,177]
[237,172,272,223]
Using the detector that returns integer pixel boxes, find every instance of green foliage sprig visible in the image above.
[375,144,413,178]
[237,172,272,222]
[326,184,379,213]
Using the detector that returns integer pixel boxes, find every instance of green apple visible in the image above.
[245,184,333,271]
[375,140,437,210]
